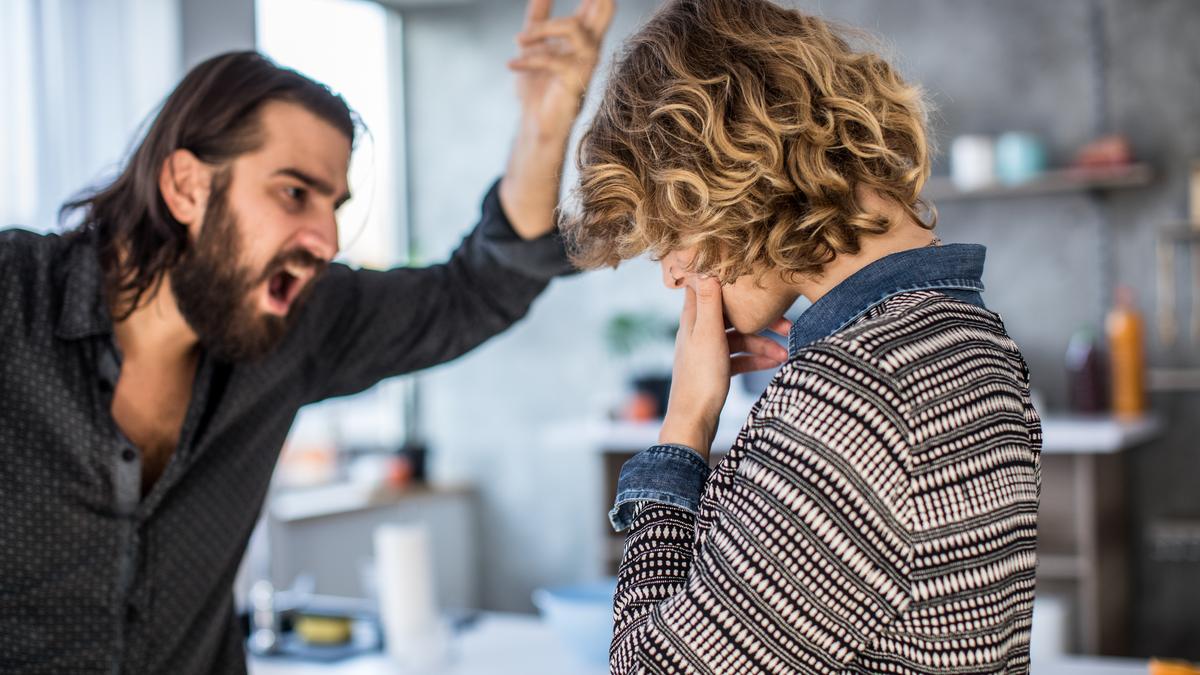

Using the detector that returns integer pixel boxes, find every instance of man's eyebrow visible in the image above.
[274,167,352,207]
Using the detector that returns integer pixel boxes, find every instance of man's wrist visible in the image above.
[498,176,558,241]
[516,111,576,146]
[500,119,573,240]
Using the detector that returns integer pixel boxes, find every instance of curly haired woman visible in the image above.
[566,1,1042,673]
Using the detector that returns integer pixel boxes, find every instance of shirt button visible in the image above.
[126,603,139,623]
[121,448,137,463]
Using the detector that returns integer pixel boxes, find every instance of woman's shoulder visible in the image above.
[824,290,1018,374]
[747,341,915,515]
[754,341,909,438]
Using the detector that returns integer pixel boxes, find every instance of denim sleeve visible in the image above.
[609,444,711,532]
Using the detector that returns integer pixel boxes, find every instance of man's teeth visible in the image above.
[284,262,311,277]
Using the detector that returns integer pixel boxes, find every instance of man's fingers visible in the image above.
[506,54,577,82]
[517,17,591,53]
[523,0,553,29]
[578,0,615,39]
[731,354,784,375]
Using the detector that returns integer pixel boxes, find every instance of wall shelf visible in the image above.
[566,414,1160,459]
[923,163,1153,202]
[1149,368,1200,392]
[1160,223,1200,242]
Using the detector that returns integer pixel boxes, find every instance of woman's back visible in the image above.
[569,2,1044,671]
[613,290,1041,674]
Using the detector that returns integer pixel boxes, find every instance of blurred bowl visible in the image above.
[531,579,617,666]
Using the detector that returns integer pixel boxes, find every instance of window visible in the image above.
[257,0,412,477]
[0,1,39,228]
[256,0,404,270]
[0,0,179,233]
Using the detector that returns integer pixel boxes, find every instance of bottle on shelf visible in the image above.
[1065,326,1108,414]
[1106,286,1147,418]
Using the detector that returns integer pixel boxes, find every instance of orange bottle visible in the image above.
[1106,286,1147,417]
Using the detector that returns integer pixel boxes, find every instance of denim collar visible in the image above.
[788,243,987,356]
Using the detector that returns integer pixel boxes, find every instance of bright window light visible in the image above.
[256,0,399,270]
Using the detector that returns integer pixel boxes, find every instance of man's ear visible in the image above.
[159,149,212,233]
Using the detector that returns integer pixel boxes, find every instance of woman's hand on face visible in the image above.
[658,276,791,458]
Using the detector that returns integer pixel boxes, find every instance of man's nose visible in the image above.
[296,214,339,262]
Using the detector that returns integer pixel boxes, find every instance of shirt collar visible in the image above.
[788,243,987,356]
[55,233,114,341]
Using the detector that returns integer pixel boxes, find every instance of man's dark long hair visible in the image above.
[62,51,356,319]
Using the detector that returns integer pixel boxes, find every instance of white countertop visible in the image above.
[248,613,606,675]
[546,413,1163,456]
[1038,414,1162,454]
[247,612,1148,674]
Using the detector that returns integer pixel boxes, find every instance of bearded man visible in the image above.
[0,1,614,672]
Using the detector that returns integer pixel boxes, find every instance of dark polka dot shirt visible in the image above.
[0,180,569,674]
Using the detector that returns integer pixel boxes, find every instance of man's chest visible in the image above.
[110,356,197,486]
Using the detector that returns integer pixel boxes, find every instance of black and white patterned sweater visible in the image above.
[611,290,1042,674]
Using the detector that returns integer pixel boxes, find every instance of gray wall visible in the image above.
[399,0,673,615]
[181,0,256,68]
[398,0,1200,656]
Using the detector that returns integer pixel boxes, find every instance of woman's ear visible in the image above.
[158,149,212,234]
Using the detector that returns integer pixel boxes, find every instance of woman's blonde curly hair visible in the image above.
[566,0,935,282]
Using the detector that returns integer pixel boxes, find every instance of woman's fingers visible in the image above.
[679,286,697,334]
[726,331,788,362]
[767,316,792,338]
[690,276,725,336]
[731,354,784,375]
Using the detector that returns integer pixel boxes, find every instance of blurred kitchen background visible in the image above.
[2,0,1199,671]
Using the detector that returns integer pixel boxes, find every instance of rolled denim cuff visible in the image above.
[609,444,711,532]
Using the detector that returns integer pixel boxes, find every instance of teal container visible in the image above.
[995,132,1048,185]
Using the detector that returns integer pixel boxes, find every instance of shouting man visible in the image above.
[0,1,614,672]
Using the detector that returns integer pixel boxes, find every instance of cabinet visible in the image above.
[262,483,480,611]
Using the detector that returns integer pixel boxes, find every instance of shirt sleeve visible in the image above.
[609,443,711,532]
[609,354,915,674]
[298,178,573,402]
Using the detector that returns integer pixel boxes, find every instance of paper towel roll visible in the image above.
[374,523,448,668]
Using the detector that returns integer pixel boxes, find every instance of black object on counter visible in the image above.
[1066,327,1109,413]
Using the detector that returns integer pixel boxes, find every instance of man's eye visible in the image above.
[284,186,306,203]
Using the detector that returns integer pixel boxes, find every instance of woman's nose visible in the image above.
[660,260,684,290]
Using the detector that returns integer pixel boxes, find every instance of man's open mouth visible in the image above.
[264,262,317,314]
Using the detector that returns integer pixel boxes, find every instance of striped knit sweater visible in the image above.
[611,290,1042,674]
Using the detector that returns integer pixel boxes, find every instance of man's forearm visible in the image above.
[499,117,573,241]
[500,0,613,240]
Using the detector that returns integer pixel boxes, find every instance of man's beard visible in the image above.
[170,174,324,362]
